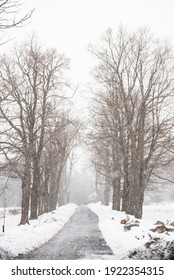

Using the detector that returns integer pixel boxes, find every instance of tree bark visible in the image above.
[19,159,31,225]
[103,176,110,206]
[30,160,40,220]
[112,178,121,211]
[19,180,30,225]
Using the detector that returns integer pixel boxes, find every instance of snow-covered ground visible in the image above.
[0,201,174,259]
[0,203,77,258]
[88,202,174,259]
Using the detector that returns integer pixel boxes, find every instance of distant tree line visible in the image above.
[88,27,174,219]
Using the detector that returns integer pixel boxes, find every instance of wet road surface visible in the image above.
[18,206,113,260]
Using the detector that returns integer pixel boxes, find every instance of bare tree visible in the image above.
[89,26,174,218]
[38,113,81,213]
[0,35,69,224]
[0,0,33,30]
[57,118,81,207]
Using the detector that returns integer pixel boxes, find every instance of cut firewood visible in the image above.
[166,227,174,232]
[124,223,139,231]
[154,220,164,225]
[120,219,127,224]
[151,225,174,233]
[145,240,156,248]
[150,225,166,233]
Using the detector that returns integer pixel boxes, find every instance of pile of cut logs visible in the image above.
[119,217,174,233]
[150,220,174,233]
[120,216,140,231]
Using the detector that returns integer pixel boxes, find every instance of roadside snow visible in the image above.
[1,202,173,259]
[0,203,77,258]
[88,202,174,259]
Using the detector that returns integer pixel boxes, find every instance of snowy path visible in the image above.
[17,206,113,260]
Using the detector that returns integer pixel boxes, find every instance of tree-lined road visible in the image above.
[18,206,113,260]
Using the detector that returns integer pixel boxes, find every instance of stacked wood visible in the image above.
[120,218,174,233]
[120,217,140,231]
[154,220,164,226]
[150,221,174,233]
[124,223,139,231]
[151,225,167,233]
[169,222,174,227]
[120,219,127,224]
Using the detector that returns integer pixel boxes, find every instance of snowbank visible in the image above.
[0,203,77,258]
[88,202,174,259]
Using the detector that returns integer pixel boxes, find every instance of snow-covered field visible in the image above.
[0,204,77,258]
[88,202,174,259]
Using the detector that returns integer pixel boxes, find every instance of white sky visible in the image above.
[2,0,174,144]
[3,0,174,84]
[12,0,174,143]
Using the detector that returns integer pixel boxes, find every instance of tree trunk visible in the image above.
[30,160,40,220]
[19,160,31,225]
[122,178,129,212]
[58,183,66,206]
[134,165,145,219]
[134,115,145,219]
[126,183,135,215]
[95,173,102,201]
[19,179,30,225]
[103,177,110,206]
[49,169,61,211]
[112,178,121,211]
[122,160,131,213]
[38,167,50,215]
[134,190,144,219]
[43,169,50,213]
[58,167,67,207]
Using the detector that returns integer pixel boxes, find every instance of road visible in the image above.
[18,206,113,260]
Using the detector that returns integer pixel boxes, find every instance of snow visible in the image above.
[1,201,174,259]
[0,203,77,258]
[88,202,174,259]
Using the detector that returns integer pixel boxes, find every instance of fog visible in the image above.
[0,177,21,208]
[1,153,174,208]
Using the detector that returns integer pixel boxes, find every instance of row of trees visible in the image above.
[0,1,81,226]
[0,1,174,222]
[88,27,174,219]
[0,36,80,225]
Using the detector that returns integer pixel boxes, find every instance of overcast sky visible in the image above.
[2,0,174,119]
[3,0,174,84]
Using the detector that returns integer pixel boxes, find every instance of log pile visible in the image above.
[150,220,174,233]
[120,216,140,231]
[119,217,174,233]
